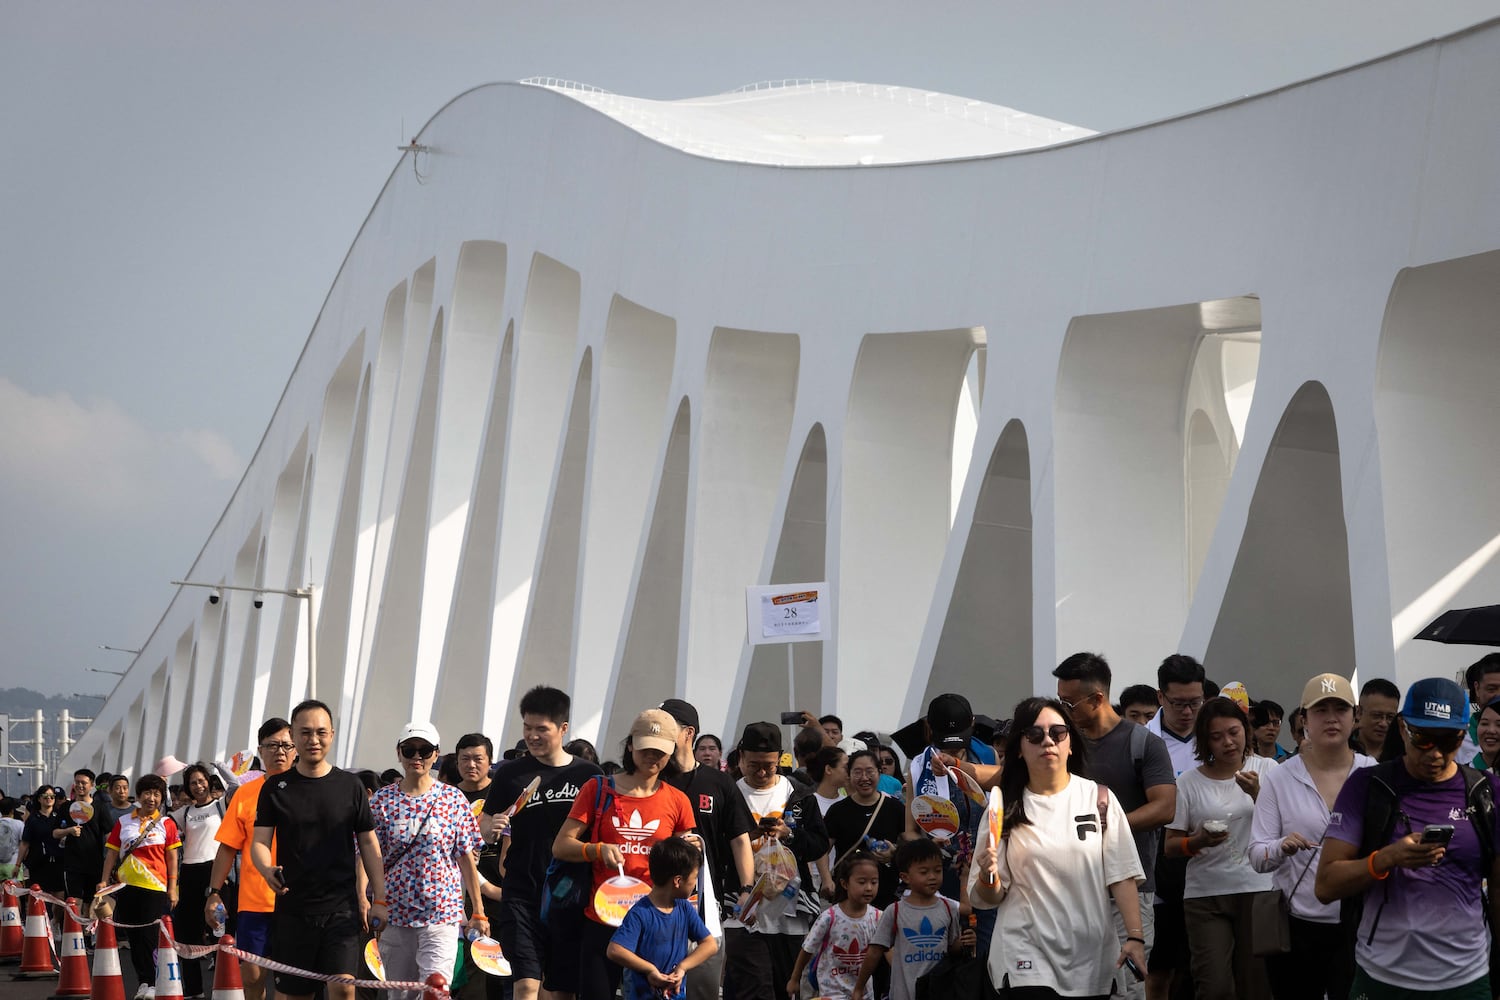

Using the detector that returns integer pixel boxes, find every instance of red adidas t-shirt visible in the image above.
[566,777,695,922]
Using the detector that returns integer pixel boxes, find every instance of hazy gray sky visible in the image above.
[3,1,1498,701]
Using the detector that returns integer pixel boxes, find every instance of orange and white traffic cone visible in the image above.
[88,919,126,1000]
[51,899,91,998]
[0,882,23,962]
[16,885,57,978]
[51,899,91,997]
[154,917,183,999]
[210,935,244,1000]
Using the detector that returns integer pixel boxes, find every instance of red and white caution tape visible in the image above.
[2,880,446,995]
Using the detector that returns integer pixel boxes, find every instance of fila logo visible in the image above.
[1074,813,1099,840]
[1017,960,1034,970]
[613,809,662,842]
[1321,678,1337,693]
[1425,701,1453,720]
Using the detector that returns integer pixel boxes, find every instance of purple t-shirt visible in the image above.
[1325,764,1500,989]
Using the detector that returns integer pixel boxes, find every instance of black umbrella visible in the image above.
[1415,605,1500,646]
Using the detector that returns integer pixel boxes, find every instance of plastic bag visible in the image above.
[740,837,798,923]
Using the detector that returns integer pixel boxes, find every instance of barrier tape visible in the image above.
[3,880,446,995]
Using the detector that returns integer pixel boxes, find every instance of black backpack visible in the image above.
[1340,759,1495,945]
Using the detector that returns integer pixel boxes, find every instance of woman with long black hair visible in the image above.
[970,697,1146,999]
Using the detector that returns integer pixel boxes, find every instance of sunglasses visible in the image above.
[1405,727,1464,754]
[400,743,438,759]
[1022,724,1071,746]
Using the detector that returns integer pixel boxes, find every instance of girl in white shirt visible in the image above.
[970,698,1146,999]
[1248,674,1373,1000]
[1165,698,1276,1000]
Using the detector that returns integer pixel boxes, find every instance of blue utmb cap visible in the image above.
[1400,677,1470,729]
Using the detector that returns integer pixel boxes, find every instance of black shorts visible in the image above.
[496,897,580,993]
[270,908,362,996]
[1149,895,1189,973]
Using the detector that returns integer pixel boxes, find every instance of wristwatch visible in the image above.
[205,886,221,899]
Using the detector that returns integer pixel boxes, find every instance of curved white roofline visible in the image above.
[518,77,1095,165]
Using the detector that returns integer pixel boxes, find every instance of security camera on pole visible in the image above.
[171,580,318,698]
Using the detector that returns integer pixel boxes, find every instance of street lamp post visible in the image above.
[171,580,320,701]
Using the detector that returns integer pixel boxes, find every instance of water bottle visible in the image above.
[210,901,227,938]
[464,927,486,943]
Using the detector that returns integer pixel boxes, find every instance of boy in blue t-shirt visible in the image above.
[607,836,719,1000]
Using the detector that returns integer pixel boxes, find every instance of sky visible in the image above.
[3,1,1498,702]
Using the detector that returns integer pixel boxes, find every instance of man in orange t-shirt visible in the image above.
[205,717,295,1000]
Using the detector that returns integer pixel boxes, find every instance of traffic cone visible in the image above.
[154,916,183,999]
[88,920,126,1000]
[0,882,23,962]
[210,935,243,1000]
[16,885,57,977]
[52,900,91,997]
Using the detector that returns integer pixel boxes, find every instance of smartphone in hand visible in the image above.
[1421,824,1455,846]
[780,711,804,726]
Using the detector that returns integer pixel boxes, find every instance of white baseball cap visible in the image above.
[397,722,441,746]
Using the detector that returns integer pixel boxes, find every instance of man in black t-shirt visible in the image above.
[451,733,495,1000]
[659,699,757,1000]
[57,768,111,911]
[481,686,600,1000]
[252,700,386,1000]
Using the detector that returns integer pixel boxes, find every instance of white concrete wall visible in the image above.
[63,20,1500,776]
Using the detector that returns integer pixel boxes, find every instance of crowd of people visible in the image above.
[4,649,1499,1000]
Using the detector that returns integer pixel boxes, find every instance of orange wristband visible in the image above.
[1181,837,1197,857]
[583,843,595,862]
[1367,852,1389,880]
[371,899,386,905]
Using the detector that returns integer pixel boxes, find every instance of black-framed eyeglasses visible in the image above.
[1022,724,1071,746]
[741,758,778,773]
[1166,697,1205,711]
[400,743,438,759]
[259,741,296,754]
[1404,726,1464,754]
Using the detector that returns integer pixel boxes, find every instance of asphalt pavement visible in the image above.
[4,948,154,1000]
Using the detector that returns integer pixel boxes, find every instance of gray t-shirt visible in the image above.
[872,895,961,1000]
[1080,720,1175,892]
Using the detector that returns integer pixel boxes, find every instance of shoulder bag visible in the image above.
[1251,827,1323,958]
[540,776,612,924]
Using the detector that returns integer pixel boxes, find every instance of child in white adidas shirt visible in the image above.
[854,839,973,1000]
[787,851,882,999]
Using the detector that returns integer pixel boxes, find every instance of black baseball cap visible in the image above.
[659,699,700,732]
[927,693,975,752]
[739,721,782,754]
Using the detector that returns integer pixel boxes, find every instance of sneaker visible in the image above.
[133,986,151,1000]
